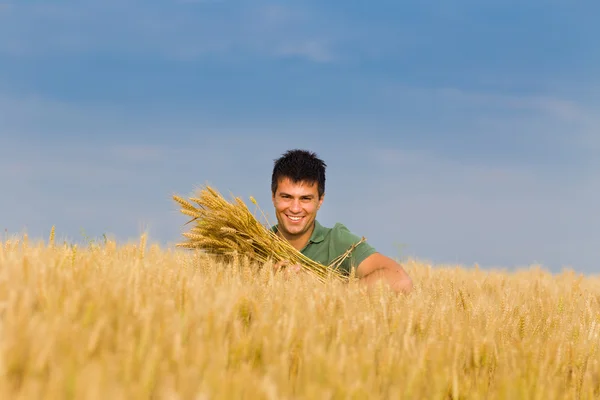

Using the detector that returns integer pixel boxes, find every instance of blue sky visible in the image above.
[1,0,599,273]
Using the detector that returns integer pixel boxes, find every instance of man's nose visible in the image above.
[290,199,302,212]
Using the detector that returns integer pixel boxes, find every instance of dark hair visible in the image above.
[271,149,326,198]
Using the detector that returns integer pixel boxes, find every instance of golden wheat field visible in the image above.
[1,233,599,400]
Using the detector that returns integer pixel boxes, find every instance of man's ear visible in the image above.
[318,193,325,208]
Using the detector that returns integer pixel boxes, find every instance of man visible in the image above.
[270,149,413,294]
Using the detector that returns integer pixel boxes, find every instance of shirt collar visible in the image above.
[308,220,326,244]
[270,220,326,244]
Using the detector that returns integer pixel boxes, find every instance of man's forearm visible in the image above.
[359,267,413,294]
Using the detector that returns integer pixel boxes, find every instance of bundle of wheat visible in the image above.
[173,186,363,283]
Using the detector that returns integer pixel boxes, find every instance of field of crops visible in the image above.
[1,233,599,399]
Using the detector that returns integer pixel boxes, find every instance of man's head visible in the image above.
[271,149,326,242]
[271,149,326,198]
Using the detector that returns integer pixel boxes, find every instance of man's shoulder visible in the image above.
[326,222,365,245]
[314,222,347,237]
[325,222,377,272]
[329,222,356,234]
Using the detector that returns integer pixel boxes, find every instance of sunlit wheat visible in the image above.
[0,233,599,399]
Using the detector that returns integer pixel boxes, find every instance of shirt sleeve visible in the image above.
[331,223,377,274]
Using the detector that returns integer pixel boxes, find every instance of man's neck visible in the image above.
[278,221,315,251]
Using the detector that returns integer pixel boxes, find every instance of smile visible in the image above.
[286,215,304,222]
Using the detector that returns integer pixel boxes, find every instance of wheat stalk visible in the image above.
[173,186,352,283]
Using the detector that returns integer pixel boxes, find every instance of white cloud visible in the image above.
[345,146,600,272]
[0,2,337,63]
[433,88,591,123]
[374,85,600,167]
[381,85,593,124]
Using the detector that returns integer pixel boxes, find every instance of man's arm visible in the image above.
[355,253,413,294]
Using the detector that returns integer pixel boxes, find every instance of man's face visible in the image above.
[272,177,324,240]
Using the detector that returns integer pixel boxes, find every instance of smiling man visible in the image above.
[270,149,413,294]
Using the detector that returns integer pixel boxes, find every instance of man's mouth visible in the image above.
[286,215,304,223]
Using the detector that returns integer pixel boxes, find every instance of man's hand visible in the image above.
[273,260,303,278]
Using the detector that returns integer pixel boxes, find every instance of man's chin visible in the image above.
[281,224,304,236]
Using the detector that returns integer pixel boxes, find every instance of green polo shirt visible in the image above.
[271,220,377,275]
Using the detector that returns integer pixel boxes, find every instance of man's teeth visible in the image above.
[288,216,302,221]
